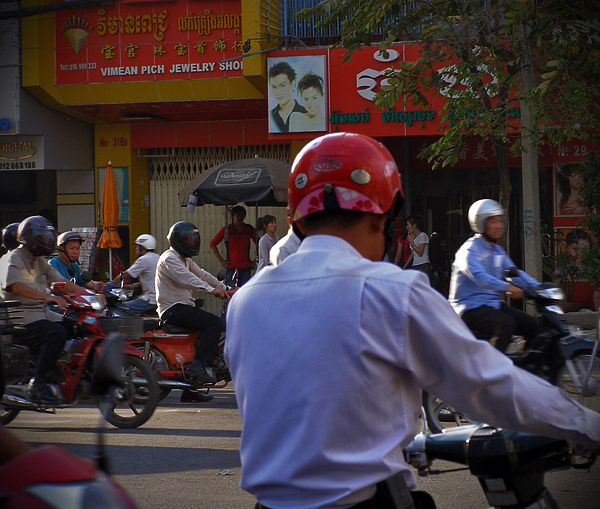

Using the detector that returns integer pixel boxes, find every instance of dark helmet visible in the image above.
[57,231,85,247]
[1,223,20,251]
[17,216,57,256]
[167,221,200,258]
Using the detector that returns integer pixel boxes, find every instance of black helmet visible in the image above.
[57,231,85,247]
[167,221,200,258]
[17,216,57,256]
[1,223,20,251]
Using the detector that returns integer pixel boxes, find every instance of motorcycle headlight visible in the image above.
[25,473,135,508]
[538,286,566,302]
[76,294,106,312]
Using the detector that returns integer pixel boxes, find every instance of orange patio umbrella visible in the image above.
[97,160,122,278]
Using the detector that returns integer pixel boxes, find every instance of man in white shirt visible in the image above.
[156,221,228,384]
[269,216,301,267]
[225,133,600,509]
[107,234,160,315]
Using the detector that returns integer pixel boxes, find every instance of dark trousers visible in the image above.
[226,267,252,288]
[461,302,539,352]
[161,304,223,362]
[13,319,70,381]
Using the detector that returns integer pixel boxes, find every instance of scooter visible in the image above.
[404,422,596,509]
[0,333,139,509]
[125,290,236,402]
[423,273,600,433]
[0,283,160,429]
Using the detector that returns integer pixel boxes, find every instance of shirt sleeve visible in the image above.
[402,275,600,449]
[209,227,225,248]
[126,257,144,279]
[456,242,510,292]
[188,259,226,292]
[159,253,218,293]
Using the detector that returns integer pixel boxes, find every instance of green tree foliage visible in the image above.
[299,0,600,223]
[579,151,600,289]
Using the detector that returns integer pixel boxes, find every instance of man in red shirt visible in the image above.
[210,206,257,287]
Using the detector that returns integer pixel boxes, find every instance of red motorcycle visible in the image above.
[0,333,139,508]
[0,283,159,429]
[125,291,237,401]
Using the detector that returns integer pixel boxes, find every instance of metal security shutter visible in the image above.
[149,145,291,316]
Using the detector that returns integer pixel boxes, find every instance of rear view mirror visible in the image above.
[92,333,125,395]
[504,267,520,278]
[67,262,77,278]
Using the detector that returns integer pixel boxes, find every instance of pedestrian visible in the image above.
[209,205,256,287]
[403,215,431,281]
[225,133,600,509]
[393,228,411,268]
[269,215,301,267]
[256,215,278,272]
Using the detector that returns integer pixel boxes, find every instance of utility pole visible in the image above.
[520,25,543,313]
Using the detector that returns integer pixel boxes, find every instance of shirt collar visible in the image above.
[300,235,363,259]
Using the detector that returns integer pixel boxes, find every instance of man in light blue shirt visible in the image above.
[449,199,540,352]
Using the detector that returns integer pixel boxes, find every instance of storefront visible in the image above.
[17,1,595,307]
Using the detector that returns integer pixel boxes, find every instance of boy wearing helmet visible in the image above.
[106,234,160,315]
[49,231,99,291]
[224,134,600,509]
[156,221,228,384]
[448,199,540,353]
[0,216,81,404]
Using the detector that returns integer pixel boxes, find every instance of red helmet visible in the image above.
[288,133,403,226]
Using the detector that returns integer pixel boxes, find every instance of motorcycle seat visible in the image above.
[160,322,194,334]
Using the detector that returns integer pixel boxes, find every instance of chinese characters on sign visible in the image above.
[55,0,244,84]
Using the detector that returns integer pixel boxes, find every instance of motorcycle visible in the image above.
[125,290,236,402]
[0,332,139,508]
[99,270,237,402]
[423,272,600,433]
[0,282,160,429]
[404,421,596,509]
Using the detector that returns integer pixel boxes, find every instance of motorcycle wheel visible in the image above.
[137,346,172,402]
[422,391,478,434]
[0,404,20,425]
[103,355,159,429]
[558,351,600,412]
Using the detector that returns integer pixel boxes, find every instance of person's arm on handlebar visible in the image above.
[6,282,72,310]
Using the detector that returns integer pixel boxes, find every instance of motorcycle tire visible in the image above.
[0,404,20,425]
[135,346,172,402]
[103,355,159,429]
[422,391,478,434]
[558,350,600,412]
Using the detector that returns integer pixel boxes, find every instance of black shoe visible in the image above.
[180,390,214,403]
[187,360,217,384]
[29,381,58,405]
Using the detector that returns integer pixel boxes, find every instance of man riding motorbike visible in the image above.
[106,234,160,316]
[0,216,81,404]
[156,221,228,385]
[49,231,100,291]
[448,199,540,353]
[224,133,600,509]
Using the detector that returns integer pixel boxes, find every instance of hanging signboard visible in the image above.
[55,0,244,84]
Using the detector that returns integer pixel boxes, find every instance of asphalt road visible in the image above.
[6,387,600,509]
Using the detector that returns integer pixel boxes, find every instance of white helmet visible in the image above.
[468,199,504,234]
[134,234,157,251]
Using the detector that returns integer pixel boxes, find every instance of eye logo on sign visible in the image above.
[60,15,93,55]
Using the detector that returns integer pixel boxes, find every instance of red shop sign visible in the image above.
[55,0,243,84]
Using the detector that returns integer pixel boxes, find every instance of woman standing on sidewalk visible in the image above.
[403,215,431,282]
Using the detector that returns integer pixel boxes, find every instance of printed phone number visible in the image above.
[59,63,98,71]
[0,161,37,169]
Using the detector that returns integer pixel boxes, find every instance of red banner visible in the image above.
[55,0,243,84]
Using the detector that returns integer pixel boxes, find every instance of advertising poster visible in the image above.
[267,54,327,134]
[554,163,585,216]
